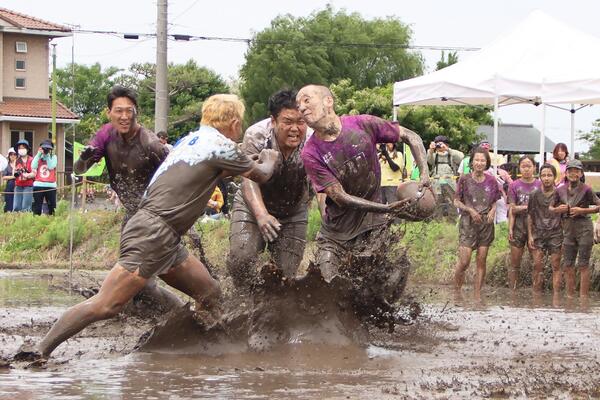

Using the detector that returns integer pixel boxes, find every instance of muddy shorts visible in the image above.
[562,218,594,268]
[119,209,189,279]
[228,203,307,282]
[509,216,530,248]
[458,214,495,249]
[532,228,563,255]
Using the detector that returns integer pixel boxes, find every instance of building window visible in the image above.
[15,60,26,71]
[15,78,26,89]
[11,131,34,151]
[15,41,27,53]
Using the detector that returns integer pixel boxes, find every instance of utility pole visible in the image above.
[155,0,168,133]
[51,43,57,143]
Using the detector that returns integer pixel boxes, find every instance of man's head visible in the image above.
[200,94,245,140]
[268,89,307,153]
[433,135,450,152]
[478,140,491,151]
[157,131,168,145]
[539,163,557,189]
[565,159,584,183]
[106,85,138,135]
[40,140,54,154]
[296,85,336,130]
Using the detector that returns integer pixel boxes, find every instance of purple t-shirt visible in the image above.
[508,179,541,206]
[455,173,501,214]
[301,115,399,241]
[88,123,168,216]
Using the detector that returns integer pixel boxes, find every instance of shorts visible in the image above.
[458,214,495,249]
[532,228,563,255]
[119,209,189,279]
[509,216,529,248]
[562,218,594,268]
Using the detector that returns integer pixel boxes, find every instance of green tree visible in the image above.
[331,79,491,151]
[240,6,423,123]
[123,60,229,139]
[436,51,459,71]
[54,63,119,142]
[579,119,600,160]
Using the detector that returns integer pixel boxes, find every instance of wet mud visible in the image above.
[2,272,600,399]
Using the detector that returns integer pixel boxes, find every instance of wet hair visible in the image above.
[200,94,245,131]
[539,163,557,177]
[268,89,299,118]
[552,143,569,161]
[156,131,168,139]
[469,146,491,170]
[107,85,138,110]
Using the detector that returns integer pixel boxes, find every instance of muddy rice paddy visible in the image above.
[1,270,600,399]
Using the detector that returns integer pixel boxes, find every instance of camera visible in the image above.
[13,169,23,178]
[42,147,51,154]
[435,142,443,148]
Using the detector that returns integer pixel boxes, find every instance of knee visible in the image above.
[93,298,128,320]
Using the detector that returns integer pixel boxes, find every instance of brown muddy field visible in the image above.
[1,269,600,399]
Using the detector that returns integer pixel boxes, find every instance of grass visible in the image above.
[0,202,598,290]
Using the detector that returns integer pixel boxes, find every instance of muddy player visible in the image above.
[297,84,429,305]
[527,164,563,295]
[74,86,183,309]
[549,159,600,299]
[227,89,309,288]
[16,94,280,362]
[507,156,541,290]
[453,147,501,300]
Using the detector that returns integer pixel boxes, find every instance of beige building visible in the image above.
[0,7,78,186]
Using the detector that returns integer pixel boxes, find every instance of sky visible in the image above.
[3,0,600,153]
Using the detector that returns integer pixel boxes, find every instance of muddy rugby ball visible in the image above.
[395,181,436,221]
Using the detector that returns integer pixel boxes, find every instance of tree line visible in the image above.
[53,6,598,157]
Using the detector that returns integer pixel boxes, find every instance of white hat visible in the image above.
[7,147,16,155]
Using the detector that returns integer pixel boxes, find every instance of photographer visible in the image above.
[427,135,464,218]
[13,139,35,212]
[32,140,57,215]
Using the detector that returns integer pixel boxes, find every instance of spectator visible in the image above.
[549,142,569,186]
[32,140,58,215]
[427,135,463,218]
[13,139,35,212]
[379,143,404,203]
[204,186,224,217]
[157,131,174,152]
[2,148,17,212]
[453,147,501,300]
[507,156,541,290]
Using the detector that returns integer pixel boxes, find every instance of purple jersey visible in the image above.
[455,173,501,214]
[301,115,399,241]
[508,179,541,206]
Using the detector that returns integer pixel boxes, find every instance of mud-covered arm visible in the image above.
[237,149,280,184]
[508,206,515,238]
[399,127,430,186]
[316,193,327,217]
[242,178,282,242]
[324,182,392,213]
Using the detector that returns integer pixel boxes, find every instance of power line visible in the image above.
[72,28,480,52]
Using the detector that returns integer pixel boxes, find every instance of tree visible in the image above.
[123,60,229,139]
[54,63,120,142]
[331,79,492,152]
[239,6,423,123]
[578,119,600,160]
[436,51,459,71]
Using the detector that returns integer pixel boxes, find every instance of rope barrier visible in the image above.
[0,181,84,195]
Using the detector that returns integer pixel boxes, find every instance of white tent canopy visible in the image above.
[392,10,600,158]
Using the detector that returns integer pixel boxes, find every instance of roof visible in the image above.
[0,7,71,34]
[476,123,556,154]
[0,97,78,120]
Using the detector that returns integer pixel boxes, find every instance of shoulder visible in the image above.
[90,123,114,147]
[243,118,272,151]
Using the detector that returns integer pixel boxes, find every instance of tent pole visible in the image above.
[493,95,499,168]
[393,106,398,122]
[540,103,546,164]
[570,104,575,155]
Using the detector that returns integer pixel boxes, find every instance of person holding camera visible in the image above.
[2,148,17,212]
[12,139,35,212]
[427,135,464,218]
[32,140,58,215]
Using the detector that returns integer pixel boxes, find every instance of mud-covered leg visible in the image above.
[474,246,489,300]
[186,225,214,275]
[19,264,148,359]
[270,220,307,280]
[508,245,524,290]
[531,248,545,292]
[134,277,184,312]
[227,219,265,289]
[454,246,473,292]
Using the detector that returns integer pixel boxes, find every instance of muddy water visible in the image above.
[2,271,600,399]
